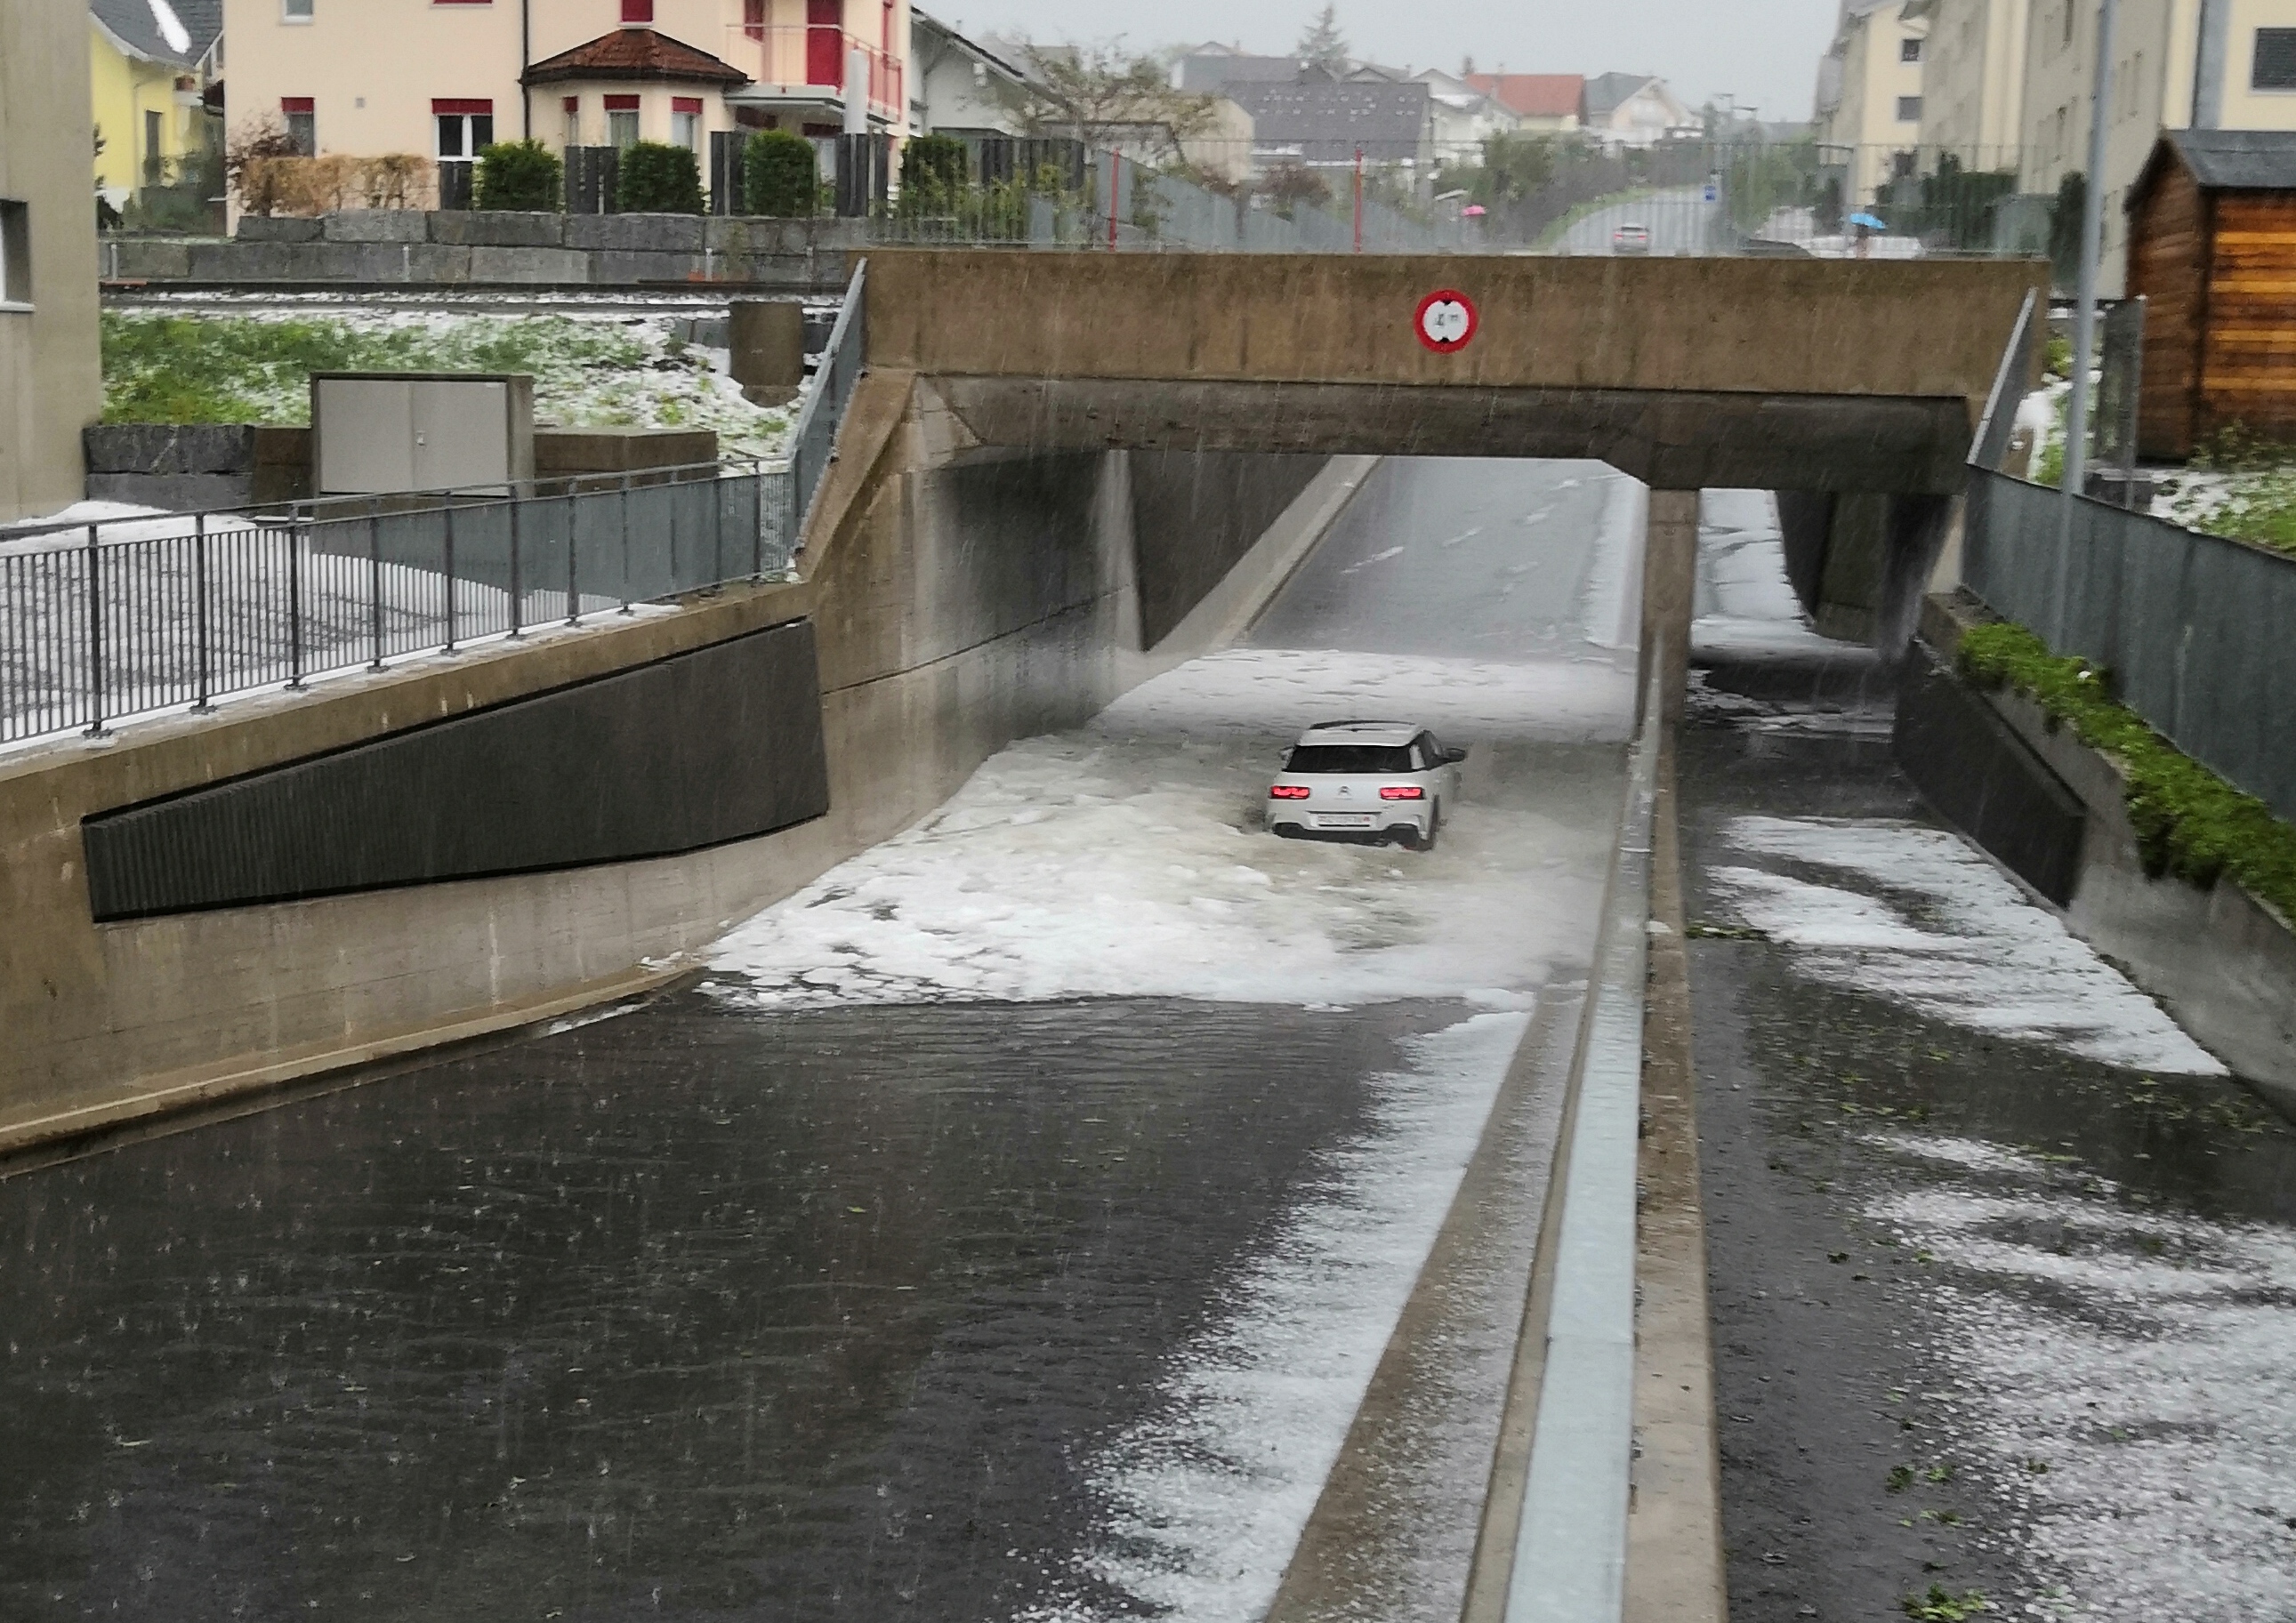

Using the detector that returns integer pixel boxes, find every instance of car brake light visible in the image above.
[1270,785,1310,799]
[1380,785,1425,800]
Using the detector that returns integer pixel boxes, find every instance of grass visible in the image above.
[1902,1586,1992,1620]
[101,311,649,425]
[1957,620,2296,924]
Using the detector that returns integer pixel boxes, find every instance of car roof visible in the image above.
[1293,720,1422,746]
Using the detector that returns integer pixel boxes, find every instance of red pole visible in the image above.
[1353,147,1364,253]
[1108,151,1121,251]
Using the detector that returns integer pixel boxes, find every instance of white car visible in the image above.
[1612,222,1652,254]
[1267,720,1466,851]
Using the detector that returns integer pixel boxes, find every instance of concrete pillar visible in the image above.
[729,300,806,406]
[1640,488,1700,726]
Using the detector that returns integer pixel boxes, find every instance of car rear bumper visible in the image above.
[1270,807,1431,842]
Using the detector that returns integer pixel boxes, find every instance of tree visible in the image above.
[2048,170,2086,285]
[225,114,301,217]
[476,140,561,211]
[897,133,970,215]
[987,39,1223,167]
[1260,160,1329,220]
[617,141,705,214]
[744,131,817,216]
[1297,4,1348,74]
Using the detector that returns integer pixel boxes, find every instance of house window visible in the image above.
[1900,37,1922,63]
[281,96,316,154]
[0,200,30,309]
[606,95,640,149]
[562,96,581,146]
[143,109,164,182]
[282,0,312,18]
[434,99,495,158]
[745,0,765,39]
[1896,95,1923,123]
[672,96,704,150]
[2257,29,2296,91]
[621,0,653,22]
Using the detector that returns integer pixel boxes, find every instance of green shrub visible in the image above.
[898,133,969,215]
[617,141,705,214]
[476,140,562,211]
[1956,619,2296,921]
[742,129,817,217]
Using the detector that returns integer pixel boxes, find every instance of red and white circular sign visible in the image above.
[1414,289,1478,353]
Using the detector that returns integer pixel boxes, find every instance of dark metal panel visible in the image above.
[84,622,830,920]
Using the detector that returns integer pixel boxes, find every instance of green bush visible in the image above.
[742,130,817,217]
[898,133,969,215]
[476,139,562,211]
[617,141,705,214]
[1957,619,2296,921]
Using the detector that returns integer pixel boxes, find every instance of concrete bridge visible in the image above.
[0,249,2045,1153]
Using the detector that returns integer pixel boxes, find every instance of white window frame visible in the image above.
[434,110,495,160]
[672,108,700,151]
[282,0,313,20]
[0,200,31,310]
[606,108,640,149]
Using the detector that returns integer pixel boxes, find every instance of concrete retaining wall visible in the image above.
[1909,596,2296,1113]
[102,212,876,291]
[1,363,1353,1152]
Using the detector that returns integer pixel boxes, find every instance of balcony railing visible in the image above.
[724,26,903,121]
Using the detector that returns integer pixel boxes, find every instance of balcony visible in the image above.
[722,26,904,125]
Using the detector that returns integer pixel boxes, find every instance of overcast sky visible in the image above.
[928,0,1842,125]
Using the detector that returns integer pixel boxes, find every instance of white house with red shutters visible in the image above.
[221,0,909,190]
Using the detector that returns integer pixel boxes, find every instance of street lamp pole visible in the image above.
[2065,0,2120,505]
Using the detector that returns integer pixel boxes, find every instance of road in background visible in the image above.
[1559,187,1721,257]
[0,457,1646,1622]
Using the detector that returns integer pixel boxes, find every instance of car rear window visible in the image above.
[1284,744,1415,774]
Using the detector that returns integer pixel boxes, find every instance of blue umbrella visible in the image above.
[1849,212,1888,230]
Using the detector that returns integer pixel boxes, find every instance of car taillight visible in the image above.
[1380,785,1426,800]
[1270,785,1310,799]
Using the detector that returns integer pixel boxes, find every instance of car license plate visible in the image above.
[1317,814,1374,829]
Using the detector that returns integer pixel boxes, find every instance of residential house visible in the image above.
[91,0,223,217]
[2124,128,2296,454]
[1221,68,1435,179]
[2019,0,2296,295]
[972,35,1257,183]
[1176,45,1316,93]
[1464,73,1585,134]
[909,8,1029,137]
[3,0,104,520]
[1904,0,2029,157]
[1814,2,1930,204]
[1579,72,1702,149]
[221,0,912,205]
[1411,68,1521,161]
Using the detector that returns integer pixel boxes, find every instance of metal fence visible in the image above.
[1,261,873,748]
[1962,470,2296,826]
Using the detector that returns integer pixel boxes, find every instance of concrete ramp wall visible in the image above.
[0,365,1356,1153]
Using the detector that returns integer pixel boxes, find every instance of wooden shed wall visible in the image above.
[2198,194,2296,448]
[2130,161,2209,459]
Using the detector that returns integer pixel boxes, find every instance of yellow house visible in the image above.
[90,0,222,218]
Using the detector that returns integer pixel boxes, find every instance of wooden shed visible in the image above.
[2125,129,2296,460]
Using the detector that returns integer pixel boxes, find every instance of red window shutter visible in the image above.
[672,96,704,114]
[620,0,654,22]
[281,96,315,113]
[604,94,640,110]
[562,96,579,112]
[431,98,494,115]
[745,0,765,36]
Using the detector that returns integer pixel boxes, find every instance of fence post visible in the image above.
[711,465,725,591]
[752,459,766,581]
[1353,147,1364,253]
[507,487,525,639]
[83,524,105,736]
[193,512,213,711]
[368,495,385,668]
[619,471,634,615]
[442,500,458,652]
[565,478,581,625]
[286,502,305,689]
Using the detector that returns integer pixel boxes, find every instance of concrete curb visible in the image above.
[1623,733,1730,1623]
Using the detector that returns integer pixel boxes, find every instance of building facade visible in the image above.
[91,0,223,219]
[3,0,103,522]
[221,0,911,198]
[1579,74,1702,149]
[1464,74,1585,134]
[1906,0,2031,155]
[1816,1,1933,204]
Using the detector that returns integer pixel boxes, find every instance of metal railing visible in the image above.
[2,261,873,748]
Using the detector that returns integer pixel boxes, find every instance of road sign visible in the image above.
[1414,289,1478,353]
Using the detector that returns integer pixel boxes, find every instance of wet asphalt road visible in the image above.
[1684,650,2296,1623]
[0,457,1639,1621]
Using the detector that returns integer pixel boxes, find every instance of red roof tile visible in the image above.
[524,28,749,87]
[1466,73,1584,119]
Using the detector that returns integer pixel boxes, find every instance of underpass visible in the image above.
[0,455,1644,1621]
